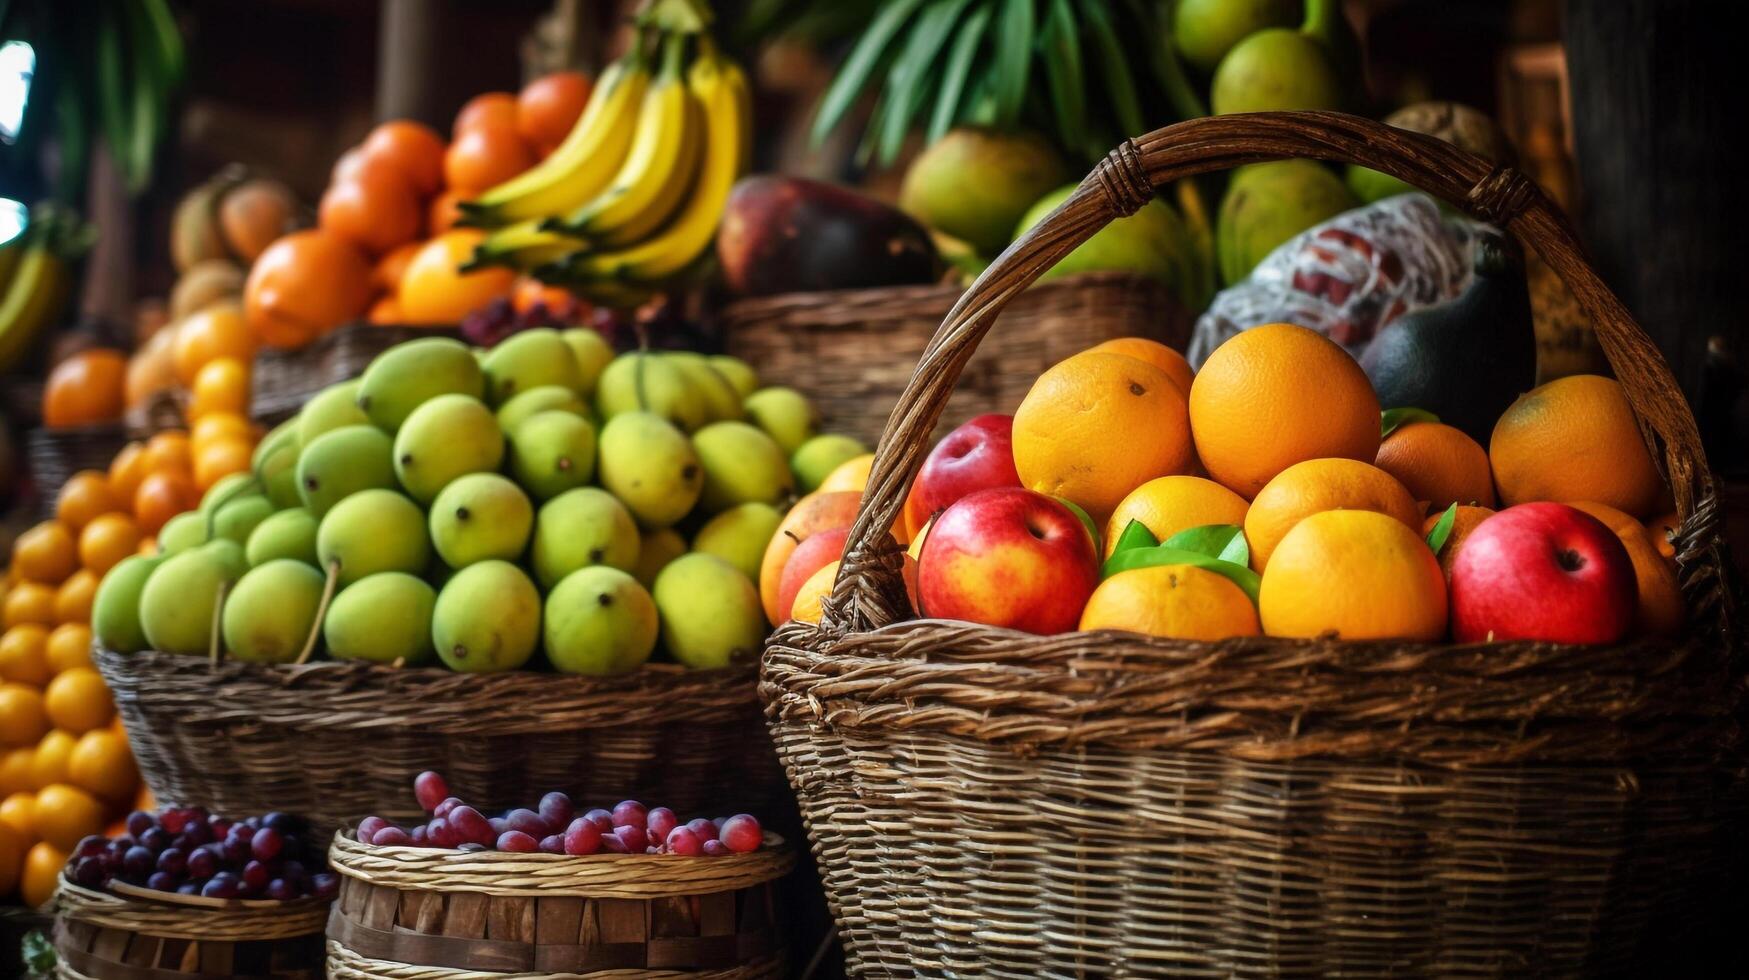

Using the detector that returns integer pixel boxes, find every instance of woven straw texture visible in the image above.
[26,425,128,514]
[762,111,1746,977]
[53,878,326,978]
[97,648,789,837]
[250,323,457,423]
[722,272,1188,446]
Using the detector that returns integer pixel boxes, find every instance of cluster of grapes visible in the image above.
[356,772,764,858]
[459,294,587,347]
[65,808,338,901]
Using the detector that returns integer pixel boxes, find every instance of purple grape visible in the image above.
[611,801,646,829]
[410,824,429,846]
[147,871,180,891]
[280,860,308,887]
[123,846,155,877]
[646,807,677,843]
[504,808,548,837]
[125,811,155,837]
[614,825,646,852]
[156,848,187,876]
[74,834,107,858]
[538,792,573,829]
[310,873,339,900]
[563,819,601,856]
[251,828,283,862]
[187,846,218,880]
[72,856,105,887]
[719,815,762,853]
[448,806,493,845]
[111,834,136,851]
[685,818,717,842]
[177,882,200,896]
[221,838,249,864]
[414,771,450,812]
[140,827,172,853]
[583,809,614,833]
[265,878,296,901]
[182,819,214,846]
[538,834,564,854]
[496,830,539,853]
[262,812,301,834]
[159,808,195,834]
[201,875,239,899]
[242,860,269,890]
[488,816,509,835]
[371,827,412,847]
[427,817,457,849]
[665,827,702,856]
[702,839,730,857]
[433,797,462,819]
[206,817,231,841]
[598,833,629,854]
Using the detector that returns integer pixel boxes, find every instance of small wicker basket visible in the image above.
[250,324,457,423]
[52,875,329,979]
[762,112,1746,976]
[23,388,184,515]
[324,829,795,978]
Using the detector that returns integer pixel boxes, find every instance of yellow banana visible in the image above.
[461,51,649,226]
[0,232,72,373]
[566,48,749,285]
[468,218,587,272]
[550,34,702,246]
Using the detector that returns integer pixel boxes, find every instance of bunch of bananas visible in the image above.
[461,26,751,309]
[0,208,91,374]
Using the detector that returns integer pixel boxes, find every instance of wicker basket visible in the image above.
[97,648,790,839]
[761,112,1747,976]
[26,425,129,508]
[250,323,457,423]
[721,271,1189,446]
[324,829,794,978]
[52,876,328,979]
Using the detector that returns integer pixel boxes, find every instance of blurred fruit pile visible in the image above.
[65,807,335,901]
[92,324,871,677]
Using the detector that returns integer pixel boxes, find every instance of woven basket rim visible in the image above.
[55,877,329,941]
[718,268,1161,320]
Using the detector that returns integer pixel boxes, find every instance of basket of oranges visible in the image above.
[761,112,1744,976]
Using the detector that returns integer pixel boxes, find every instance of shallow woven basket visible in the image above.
[721,271,1189,446]
[26,425,128,510]
[52,875,329,979]
[762,112,1747,977]
[324,829,795,978]
[97,648,789,838]
[250,323,457,423]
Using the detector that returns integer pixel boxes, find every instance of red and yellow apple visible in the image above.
[758,491,862,624]
[902,414,1020,540]
[1450,502,1637,644]
[916,487,1099,634]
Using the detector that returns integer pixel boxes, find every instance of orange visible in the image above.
[107,442,150,507]
[1647,511,1679,563]
[55,471,120,531]
[78,514,142,577]
[442,124,534,194]
[373,240,422,293]
[818,454,875,495]
[0,626,51,685]
[2,584,56,629]
[1259,509,1447,640]
[53,570,98,625]
[244,229,374,349]
[190,412,255,453]
[0,686,47,746]
[1013,351,1194,522]
[45,624,93,674]
[1489,374,1665,517]
[42,348,127,428]
[187,356,251,420]
[11,521,78,584]
[0,792,34,838]
[142,431,194,475]
[428,191,465,235]
[513,277,581,315]
[1244,458,1423,571]
[1188,323,1381,499]
[29,730,75,788]
[170,301,253,385]
[1422,505,1495,581]
[0,819,25,896]
[45,667,115,733]
[124,325,180,408]
[136,536,158,556]
[361,119,446,196]
[1102,476,1249,559]
[133,469,199,536]
[1375,421,1496,509]
[193,436,253,491]
[319,167,424,255]
[1568,501,1685,636]
[0,748,32,798]
[398,230,517,323]
[31,783,105,851]
[1079,564,1260,639]
[368,295,405,325]
[455,91,519,137]
[331,145,366,184]
[20,839,67,908]
[1087,337,1193,399]
[66,729,136,803]
[517,71,591,152]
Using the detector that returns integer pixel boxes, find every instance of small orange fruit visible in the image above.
[1245,458,1422,571]
[1102,476,1249,559]
[1490,374,1665,517]
[454,91,519,137]
[0,626,51,685]
[1647,511,1679,563]
[193,436,253,491]
[319,167,424,255]
[45,624,93,674]
[133,469,199,535]
[31,783,105,851]
[245,229,375,349]
[142,431,194,475]
[45,667,115,734]
[190,412,254,453]
[398,230,517,323]
[428,191,465,235]
[55,471,120,531]
[78,513,143,576]
[1189,323,1381,499]
[1259,509,1447,640]
[2,584,56,630]
[1375,421,1497,509]
[443,124,534,194]
[1568,501,1685,636]
[373,240,422,293]
[818,454,875,495]
[20,839,68,908]
[187,357,250,420]
[517,71,591,152]
[66,729,137,804]
[29,729,74,788]
[107,442,150,507]
[42,348,127,428]
[1422,504,1496,580]
[361,119,446,196]
[512,277,581,315]
[171,301,253,385]
[1079,564,1260,639]
[0,748,31,799]
[1013,351,1194,522]
[367,295,405,325]
[1087,337,1194,399]
[53,571,97,625]
[0,790,34,837]
[11,521,78,585]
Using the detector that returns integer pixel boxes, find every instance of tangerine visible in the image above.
[11,522,77,585]
[373,240,422,293]
[42,349,127,429]
[1375,421,1497,509]
[55,472,120,532]
[30,783,104,852]
[190,412,254,453]
[170,301,253,385]
[1079,564,1260,639]
[454,91,518,137]
[517,71,591,152]
[398,230,517,323]
[0,748,30,799]
[361,119,446,196]
[1489,374,1665,517]
[367,295,404,325]
[0,792,35,839]
[1102,475,1249,559]
[142,431,194,475]
[319,167,424,255]
[52,571,97,625]
[133,469,199,535]
[78,514,142,576]
[44,624,93,674]
[1259,509,1447,641]
[0,626,50,685]
[66,729,136,803]
[20,839,67,908]
[244,229,374,349]
[187,356,251,420]
[428,191,465,235]
[1245,458,1422,571]
[443,124,534,194]
[2,584,56,630]
[1422,504,1496,581]
[107,442,150,508]
[44,667,114,734]
[1087,337,1194,398]
[1568,500,1685,636]
[193,436,253,491]
[1647,510,1679,563]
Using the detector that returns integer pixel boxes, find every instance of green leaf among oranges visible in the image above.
[1380,406,1439,440]
[1102,521,1260,604]
[1425,502,1459,555]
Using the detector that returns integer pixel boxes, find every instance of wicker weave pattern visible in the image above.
[325,940,786,979]
[251,323,458,422]
[53,878,328,978]
[55,879,329,941]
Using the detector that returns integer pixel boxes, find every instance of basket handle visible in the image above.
[822,110,1725,634]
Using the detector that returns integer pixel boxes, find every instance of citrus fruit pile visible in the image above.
[829,324,1680,647]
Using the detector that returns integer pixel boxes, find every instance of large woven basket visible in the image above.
[324,829,795,978]
[761,112,1746,977]
[97,648,789,839]
[721,272,1189,446]
[250,323,456,423]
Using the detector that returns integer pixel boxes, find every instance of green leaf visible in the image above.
[1102,545,1262,604]
[1128,0,1207,120]
[989,0,1035,128]
[1076,0,1144,138]
[1217,528,1251,566]
[1380,406,1440,439]
[1425,502,1459,554]
[876,0,974,164]
[1039,0,1086,157]
[811,0,929,146]
[1161,523,1244,560]
[1112,519,1158,556]
[928,0,994,144]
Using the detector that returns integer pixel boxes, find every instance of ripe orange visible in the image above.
[42,348,127,428]
[30,783,104,851]
[1244,458,1422,571]
[170,301,253,385]
[1013,351,1194,521]
[78,514,142,577]
[1087,337,1194,399]
[0,748,33,798]
[373,240,422,293]
[2,584,56,630]
[193,436,254,491]
[55,471,120,531]
[187,356,250,420]
[1188,323,1381,499]
[1647,511,1679,563]
[11,521,78,584]
[107,442,150,507]
[66,729,136,803]
[361,119,446,196]
[398,230,517,323]
[367,296,404,325]
[428,191,465,235]
[1259,509,1447,640]
[319,167,424,255]
[133,469,199,535]
[0,790,34,837]
[142,431,194,475]
[0,686,48,747]
[1079,564,1260,639]
[1490,374,1665,517]
[1374,421,1497,509]
[512,277,580,314]
[1422,505,1495,580]
[1568,501,1685,636]
[45,624,93,674]
[454,91,519,137]
[53,571,98,625]
[818,454,875,495]
[0,626,51,685]
[517,71,591,153]
[1102,476,1249,559]
[20,839,67,908]
[443,125,534,194]
[44,667,115,734]
[190,412,254,453]
[0,819,24,896]
[244,229,374,349]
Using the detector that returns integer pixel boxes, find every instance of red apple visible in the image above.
[777,527,851,623]
[917,487,1099,634]
[902,414,1021,539]
[1450,502,1637,644]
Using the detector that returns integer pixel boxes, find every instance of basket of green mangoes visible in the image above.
[89,327,872,835]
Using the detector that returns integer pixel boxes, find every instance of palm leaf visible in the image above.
[876,0,974,164]
[1077,0,1144,137]
[928,1,994,143]
[810,0,929,147]
[989,0,1034,128]
[1039,0,1086,156]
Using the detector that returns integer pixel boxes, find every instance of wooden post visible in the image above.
[376,0,445,127]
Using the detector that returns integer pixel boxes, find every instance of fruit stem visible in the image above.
[207,581,228,668]
[1301,0,1340,37]
[294,562,341,667]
